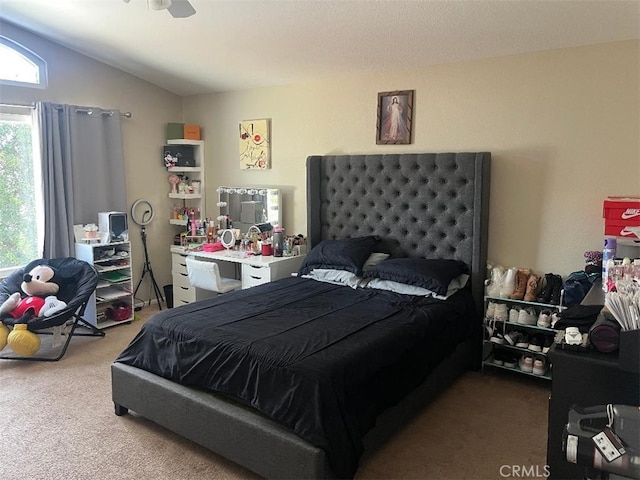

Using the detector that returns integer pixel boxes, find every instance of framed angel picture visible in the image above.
[239,119,271,169]
[376,90,414,145]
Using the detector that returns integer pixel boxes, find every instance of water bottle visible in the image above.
[273,227,284,257]
[602,237,617,292]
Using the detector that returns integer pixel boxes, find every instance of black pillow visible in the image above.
[364,258,469,296]
[298,236,380,277]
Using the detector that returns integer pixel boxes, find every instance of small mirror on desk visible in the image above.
[217,186,281,234]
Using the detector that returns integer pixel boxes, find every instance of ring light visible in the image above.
[131,198,155,226]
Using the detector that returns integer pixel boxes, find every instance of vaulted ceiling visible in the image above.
[0,0,638,96]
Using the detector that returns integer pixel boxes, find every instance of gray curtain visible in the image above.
[37,102,126,258]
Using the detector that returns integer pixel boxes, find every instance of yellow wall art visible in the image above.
[239,119,270,169]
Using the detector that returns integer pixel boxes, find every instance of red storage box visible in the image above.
[604,220,639,238]
[603,197,640,221]
[603,197,640,238]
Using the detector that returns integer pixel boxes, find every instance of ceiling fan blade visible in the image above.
[167,0,196,18]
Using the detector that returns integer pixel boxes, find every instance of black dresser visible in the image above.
[546,346,640,479]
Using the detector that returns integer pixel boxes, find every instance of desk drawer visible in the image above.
[173,284,195,305]
[242,264,272,289]
[173,271,192,289]
[172,253,188,275]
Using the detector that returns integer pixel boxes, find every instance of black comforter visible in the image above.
[116,276,475,478]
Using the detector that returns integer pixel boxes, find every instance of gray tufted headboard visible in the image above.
[306,152,491,319]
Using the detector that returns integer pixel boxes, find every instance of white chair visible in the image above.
[185,256,242,294]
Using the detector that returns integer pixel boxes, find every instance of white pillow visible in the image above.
[302,269,368,289]
[366,274,469,299]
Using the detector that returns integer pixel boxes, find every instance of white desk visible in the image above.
[170,246,305,306]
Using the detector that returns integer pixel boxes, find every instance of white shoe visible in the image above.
[532,356,548,376]
[498,268,517,298]
[490,330,506,345]
[517,307,536,325]
[485,302,496,320]
[565,327,582,345]
[494,303,508,322]
[519,353,534,373]
[509,307,520,323]
[537,309,552,328]
[486,266,505,297]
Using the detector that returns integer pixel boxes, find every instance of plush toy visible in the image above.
[0,264,68,322]
[0,263,69,356]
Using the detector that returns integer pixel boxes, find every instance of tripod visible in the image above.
[133,225,164,309]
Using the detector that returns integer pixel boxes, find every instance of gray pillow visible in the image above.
[298,236,380,277]
[364,258,469,296]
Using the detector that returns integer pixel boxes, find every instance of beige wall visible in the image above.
[183,40,639,276]
[2,20,638,294]
[0,20,182,298]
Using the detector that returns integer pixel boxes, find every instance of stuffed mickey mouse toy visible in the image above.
[0,263,68,322]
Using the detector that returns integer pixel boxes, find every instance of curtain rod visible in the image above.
[0,102,132,118]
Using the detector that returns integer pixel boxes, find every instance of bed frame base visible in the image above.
[111,338,473,479]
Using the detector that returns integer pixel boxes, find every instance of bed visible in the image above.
[111,152,491,479]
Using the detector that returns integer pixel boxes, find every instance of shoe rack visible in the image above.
[482,274,566,381]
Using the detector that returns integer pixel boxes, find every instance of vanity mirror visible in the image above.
[217,187,281,234]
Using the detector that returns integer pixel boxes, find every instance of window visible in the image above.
[0,109,43,277]
[0,36,47,89]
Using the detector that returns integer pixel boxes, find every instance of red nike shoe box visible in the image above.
[603,197,640,238]
[604,220,639,238]
[603,197,640,221]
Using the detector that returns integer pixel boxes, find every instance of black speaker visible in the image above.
[99,212,128,243]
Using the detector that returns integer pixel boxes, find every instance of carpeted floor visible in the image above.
[0,305,551,480]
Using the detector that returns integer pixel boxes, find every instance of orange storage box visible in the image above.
[184,124,201,140]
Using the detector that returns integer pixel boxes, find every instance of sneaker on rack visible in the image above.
[519,353,534,373]
[528,335,544,352]
[503,353,518,369]
[504,330,529,348]
[542,335,554,354]
[504,330,521,346]
[551,312,561,328]
[490,329,506,345]
[517,307,537,325]
[492,351,505,366]
[515,332,530,349]
[485,301,496,321]
[532,355,548,376]
[494,303,509,322]
[537,309,552,328]
[508,306,520,323]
